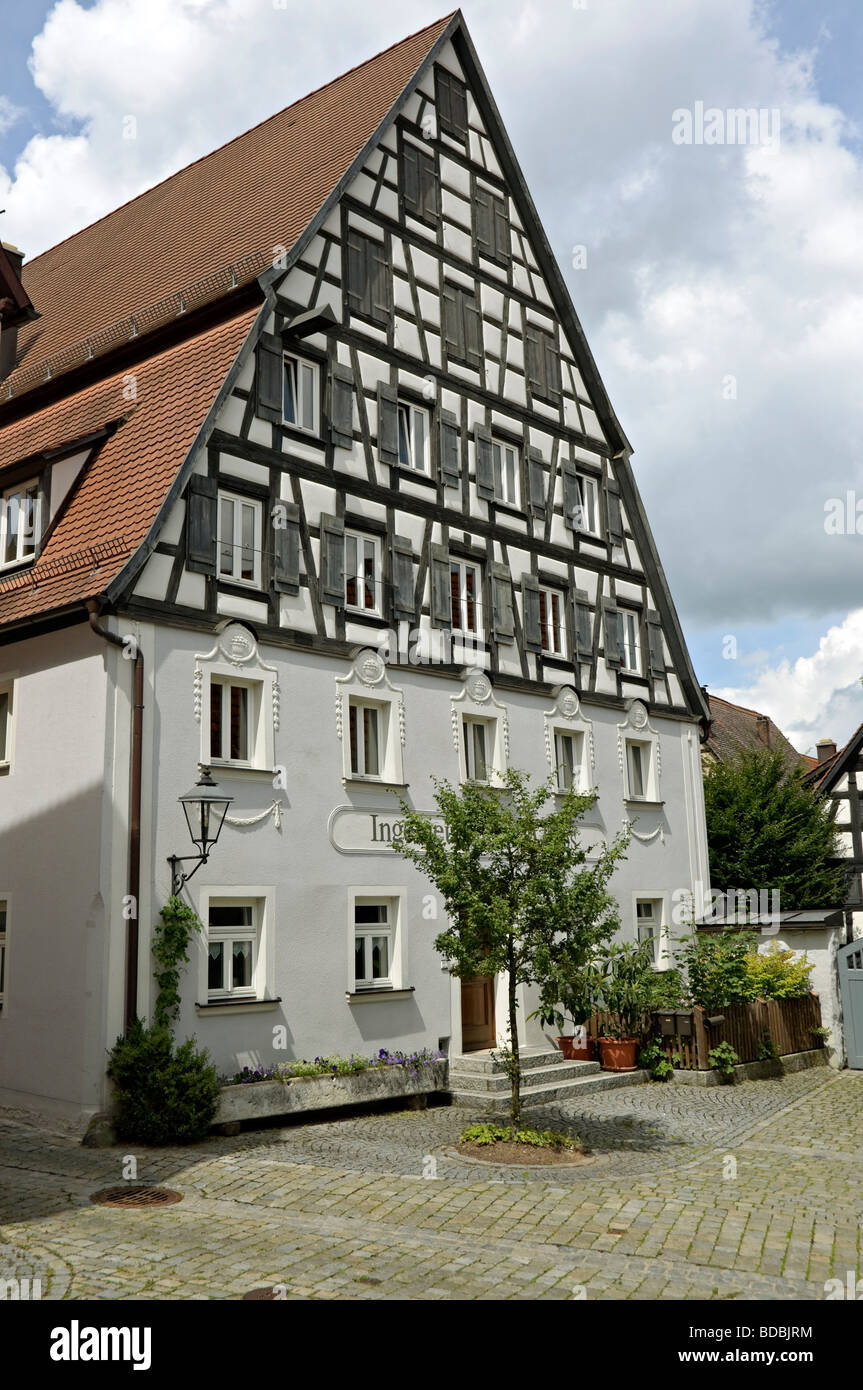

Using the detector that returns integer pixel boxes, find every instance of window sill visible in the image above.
[346,986,415,1003]
[195,996,282,1016]
[394,463,436,488]
[209,763,276,779]
[342,778,409,791]
[624,799,665,810]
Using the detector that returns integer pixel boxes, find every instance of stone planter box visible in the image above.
[215,1060,448,1130]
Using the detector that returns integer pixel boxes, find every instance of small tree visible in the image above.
[704,748,846,908]
[394,769,629,1127]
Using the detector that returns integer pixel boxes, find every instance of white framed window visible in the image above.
[348,697,385,779]
[635,897,669,969]
[1,479,40,569]
[554,730,584,793]
[538,586,565,655]
[0,897,7,1010]
[218,491,262,588]
[491,439,519,507]
[463,715,492,782]
[620,609,642,674]
[625,738,653,801]
[283,353,319,433]
[199,890,273,1003]
[349,889,405,992]
[0,681,14,772]
[345,530,381,614]
[573,473,600,536]
[397,402,430,473]
[209,677,260,766]
[450,559,482,636]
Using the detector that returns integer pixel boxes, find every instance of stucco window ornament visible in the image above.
[543,685,595,783]
[224,801,284,830]
[617,697,664,824]
[194,621,280,732]
[451,669,509,774]
[335,649,406,747]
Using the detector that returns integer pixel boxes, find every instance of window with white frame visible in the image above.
[463,715,493,782]
[397,401,430,473]
[209,677,259,766]
[354,900,394,989]
[0,683,12,769]
[554,730,584,793]
[573,473,600,537]
[1,479,40,569]
[625,738,653,800]
[207,900,260,999]
[491,439,519,507]
[0,898,7,1009]
[218,491,262,588]
[283,353,319,433]
[450,559,482,636]
[538,586,566,656]
[348,697,385,779]
[635,898,666,967]
[620,609,642,674]
[345,530,381,613]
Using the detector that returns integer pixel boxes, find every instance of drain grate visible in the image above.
[90,1185,183,1209]
[242,1287,281,1300]
[354,1275,382,1285]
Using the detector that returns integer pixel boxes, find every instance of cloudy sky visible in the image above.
[2,0,862,755]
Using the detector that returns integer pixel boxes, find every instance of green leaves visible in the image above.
[152,896,204,1034]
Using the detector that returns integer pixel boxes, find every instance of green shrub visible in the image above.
[645,967,690,1010]
[459,1123,579,1151]
[637,1040,677,1081]
[757,1032,781,1061]
[744,942,815,1000]
[679,929,756,1009]
[108,1020,220,1145]
[708,1041,739,1078]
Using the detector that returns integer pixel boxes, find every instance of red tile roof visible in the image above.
[704,693,807,769]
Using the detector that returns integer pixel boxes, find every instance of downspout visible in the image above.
[87,599,143,1033]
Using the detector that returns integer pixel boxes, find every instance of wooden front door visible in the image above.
[461,975,496,1052]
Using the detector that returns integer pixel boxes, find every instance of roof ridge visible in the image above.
[22,12,457,274]
[708,693,778,722]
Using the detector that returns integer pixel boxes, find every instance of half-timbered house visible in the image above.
[0,12,711,1116]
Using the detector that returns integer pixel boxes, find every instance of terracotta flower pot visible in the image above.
[599,1037,638,1072]
[556,1036,577,1060]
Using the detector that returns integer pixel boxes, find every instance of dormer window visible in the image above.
[1,478,40,568]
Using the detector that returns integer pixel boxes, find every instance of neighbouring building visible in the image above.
[701,693,812,773]
[0,12,712,1117]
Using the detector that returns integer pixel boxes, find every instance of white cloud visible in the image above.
[0,96,24,137]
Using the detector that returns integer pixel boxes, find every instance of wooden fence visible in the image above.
[587,993,823,1070]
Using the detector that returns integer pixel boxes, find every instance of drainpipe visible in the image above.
[87,599,143,1033]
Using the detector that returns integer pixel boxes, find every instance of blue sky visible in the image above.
[2,0,862,754]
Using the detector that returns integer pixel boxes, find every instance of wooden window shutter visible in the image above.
[646,609,665,676]
[474,425,494,500]
[451,74,468,138]
[436,68,453,133]
[603,601,624,668]
[606,479,624,545]
[345,229,368,317]
[475,185,494,258]
[377,382,399,465]
[493,195,510,261]
[544,331,562,398]
[272,501,301,594]
[319,513,345,606]
[463,292,483,369]
[185,474,218,576]
[369,238,391,324]
[402,142,421,217]
[442,283,463,361]
[421,149,440,222]
[255,333,283,424]
[437,68,467,142]
[440,410,461,487]
[562,462,579,531]
[491,563,514,643]
[391,534,415,620]
[524,326,544,397]
[527,448,546,518]
[329,363,354,449]
[429,542,451,628]
[521,574,542,653]
[574,588,593,663]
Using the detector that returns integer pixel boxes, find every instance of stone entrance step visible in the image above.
[448,1047,647,1109]
[449,1046,571,1077]
[448,1060,600,1094]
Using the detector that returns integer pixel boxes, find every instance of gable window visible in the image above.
[401,141,439,225]
[475,184,509,264]
[463,715,491,782]
[442,282,483,370]
[345,531,381,614]
[538,586,565,655]
[209,678,258,765]
[636,899,667,968]
[492,440,519,507]
[283,353,319,433]
[450,559,482,636]
[620,610,642,674]
[626,739,652,800]
[348,698,384,779]
[0,898,6,1010]
[345,228,391,327]
[573,473,600,536]
[524,324,562,404]
[207,901,258,999]
[554,730,583,793]
[435,67,468,143]
[1,478,39,569]
[354,900,393,989]
[218,491,262,588]
[397,402,430,474]
[0,683,12,770]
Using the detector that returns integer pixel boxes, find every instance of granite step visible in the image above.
[449,1047,570,1076]
[449,1067,648,1110]
[447,1060,600,1094]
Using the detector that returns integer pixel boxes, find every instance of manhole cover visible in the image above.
[242,1287,280,1300]
[90,1185,183,1209]
[354,1275,382,1285]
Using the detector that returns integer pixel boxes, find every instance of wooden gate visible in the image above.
[839,939,863,1069]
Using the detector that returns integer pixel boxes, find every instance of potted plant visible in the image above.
[596,940,654,1071]
[531,961,604,1061]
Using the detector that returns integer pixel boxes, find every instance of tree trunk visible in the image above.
[507,942,521,1129]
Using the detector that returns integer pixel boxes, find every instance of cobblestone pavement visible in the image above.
[1,1065,860,1301]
